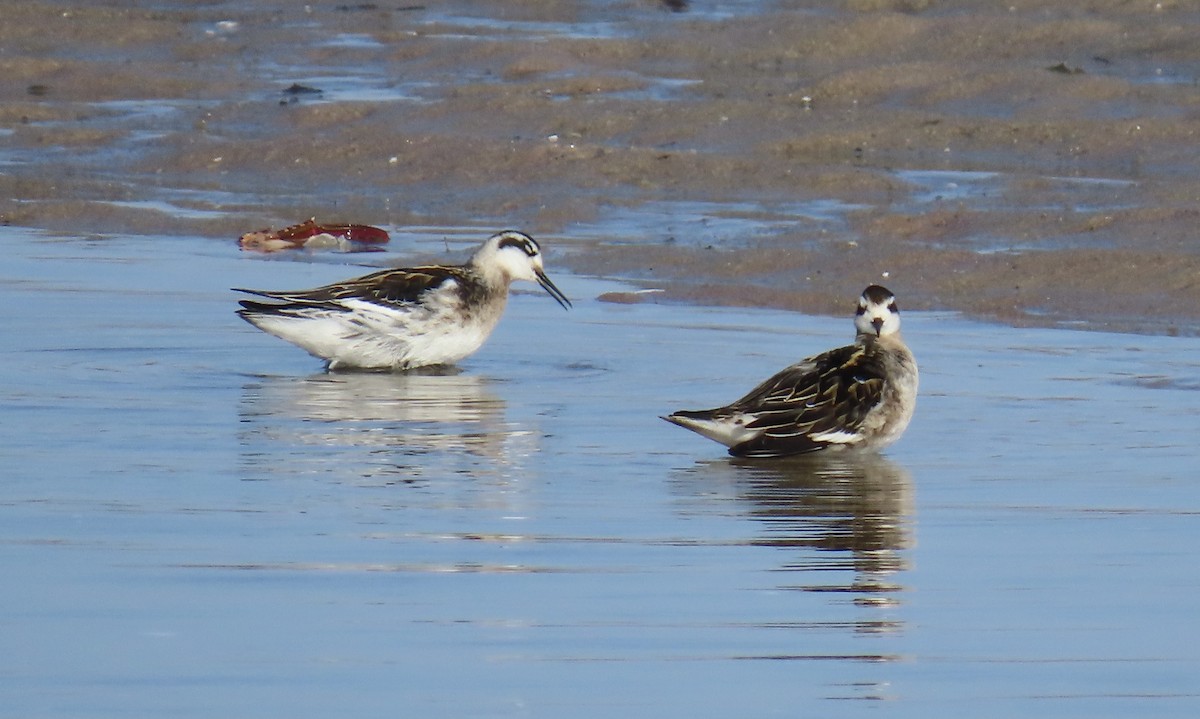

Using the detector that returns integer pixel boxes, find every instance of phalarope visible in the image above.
[235,230,571,371]
[664,285,918,458]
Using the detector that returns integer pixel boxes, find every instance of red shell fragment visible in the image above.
[238,218,390,252]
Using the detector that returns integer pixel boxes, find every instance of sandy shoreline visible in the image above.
[2,1,1198,334]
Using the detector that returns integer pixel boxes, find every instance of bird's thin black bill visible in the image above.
[536,270,572,309]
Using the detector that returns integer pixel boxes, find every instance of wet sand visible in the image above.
[2,1,1199,333]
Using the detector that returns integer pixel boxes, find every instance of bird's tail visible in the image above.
[662,410,757,449]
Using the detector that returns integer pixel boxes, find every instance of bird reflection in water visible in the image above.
[237,369,533,486]
[674,454,914,619]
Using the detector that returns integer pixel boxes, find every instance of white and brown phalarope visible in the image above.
[664,285,918,458]
[235,230,571,371]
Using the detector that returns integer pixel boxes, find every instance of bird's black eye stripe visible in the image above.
[888,301,898,312]
[498,234,539,256]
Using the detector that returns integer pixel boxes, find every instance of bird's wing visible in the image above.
[727,343,887,457]
[234,266,468,311]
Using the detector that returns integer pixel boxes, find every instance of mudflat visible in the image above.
[2,1,1198,333]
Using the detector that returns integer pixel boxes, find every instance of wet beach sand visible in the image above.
[2,0,1199,333]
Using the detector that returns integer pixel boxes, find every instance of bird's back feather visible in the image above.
[666,341,893,458]
[233,265,479,311]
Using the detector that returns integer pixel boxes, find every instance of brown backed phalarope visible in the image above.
[235,230,571,371]
[664,285,918,458]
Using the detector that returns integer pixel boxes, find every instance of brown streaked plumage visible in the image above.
[663,285,918,458]
[235,230,570,371]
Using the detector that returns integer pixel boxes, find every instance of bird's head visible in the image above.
[475,230,571,309]
[854,285,900,338]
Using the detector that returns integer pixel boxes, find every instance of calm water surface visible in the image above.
[2,229,1199,718]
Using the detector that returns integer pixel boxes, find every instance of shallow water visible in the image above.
[2,228,1198,717]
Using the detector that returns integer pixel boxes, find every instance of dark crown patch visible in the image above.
[498,233,539,256]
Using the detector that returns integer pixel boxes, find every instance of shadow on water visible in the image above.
[236,370,538,486]
[671,453,914,608]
